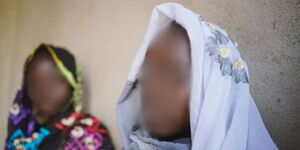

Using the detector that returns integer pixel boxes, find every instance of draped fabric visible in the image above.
[117,3,277,150]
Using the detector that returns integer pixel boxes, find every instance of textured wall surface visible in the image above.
[0,0,299,149]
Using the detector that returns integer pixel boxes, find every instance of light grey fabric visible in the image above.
[117,2,277,150]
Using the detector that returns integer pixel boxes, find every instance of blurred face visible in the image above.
[26,52,72,120]
[140,24,191,141]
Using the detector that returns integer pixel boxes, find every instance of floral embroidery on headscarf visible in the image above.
[232,58,249,83]
[6,128,50,150]
[55,113,107,149]
[8,86,32,126]
[204,21,249,84]
[9,103,31,126]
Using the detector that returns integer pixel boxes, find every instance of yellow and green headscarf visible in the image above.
[24,43,83,113]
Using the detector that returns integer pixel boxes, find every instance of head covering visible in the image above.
[24,44,82,110]
[6,43,114,150]
[117,3,277,150]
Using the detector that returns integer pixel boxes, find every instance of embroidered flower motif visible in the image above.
[57,113,107,150]
[80,118,94,126]
[64,129,104,150]
[71,126,84,138]
[204,22,249,84]
[208,23,218,30]
[10,103,20,115]
[25,137,33,143]
[13,138,20,145]
[32,132,39,139]
[205,23,232,76]
[61,116,76,126]
[234,59,244,69]
[232,59,249,83]
[84,136,96,149]
[205,23,229,56]
[15,145,24,150]
[216,47,233,76]
[85,133,104,150]
[9,103,31,125]
[205,36,219,57]
[208,23,229,45]
[219,47,230,58]
[56,113,107,134]
[6,128,50,150]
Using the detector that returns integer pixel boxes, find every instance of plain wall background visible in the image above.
[0,0,299,149]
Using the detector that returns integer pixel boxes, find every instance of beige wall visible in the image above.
[0,0,299,149]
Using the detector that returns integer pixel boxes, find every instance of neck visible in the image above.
[32,108,53,125]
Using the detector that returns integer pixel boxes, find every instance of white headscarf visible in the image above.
[117,2,277,150]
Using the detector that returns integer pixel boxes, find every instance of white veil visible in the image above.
[117,3,277,150]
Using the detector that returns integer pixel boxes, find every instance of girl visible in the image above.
[6,44,114,150]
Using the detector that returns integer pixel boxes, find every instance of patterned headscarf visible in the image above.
[6,43,114,150]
